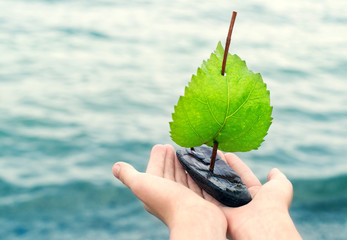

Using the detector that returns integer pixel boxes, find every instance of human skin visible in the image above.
[113,144,227,240]
[220,152,302,240]
[113,144,302,240]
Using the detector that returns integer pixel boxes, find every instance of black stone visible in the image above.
[176,145,252,207]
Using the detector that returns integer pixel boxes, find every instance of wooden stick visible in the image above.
[209,12,237,172]
[221,11,237,76]
[209,141,219,172]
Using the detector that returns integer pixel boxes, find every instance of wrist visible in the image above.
[229,208,301,240]
[169,203,227,240]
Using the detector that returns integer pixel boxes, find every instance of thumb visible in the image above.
[112,162,139,189]
[267,168,288,181]
[112,162,163,202]
[267,168,294,208]
[112,162,177,224]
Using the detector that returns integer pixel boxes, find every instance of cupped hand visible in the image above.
[113,144,227,240]
[113,144,301,240]
[218,153,302,239]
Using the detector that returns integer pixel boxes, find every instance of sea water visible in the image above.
[0,0,346,239]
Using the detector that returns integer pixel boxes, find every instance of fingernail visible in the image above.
[114,164,121,178]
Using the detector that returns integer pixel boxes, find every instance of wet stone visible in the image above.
[176,145,252,207]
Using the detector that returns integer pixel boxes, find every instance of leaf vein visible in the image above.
[192,97,207,105]
[227,114,262,144]
[200,81,222,127]
[182,100,204,144]
[226,77,230,120]
[208,77,257,142]
[206,100,222,127]
[226,82,256,119]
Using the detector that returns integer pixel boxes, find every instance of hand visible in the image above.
[218,153,302,240]
[112,144,227,240]
[113,144,302,240]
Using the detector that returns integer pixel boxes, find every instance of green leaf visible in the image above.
[170,42,273,152]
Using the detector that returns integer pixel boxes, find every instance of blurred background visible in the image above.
[0,0,346,239]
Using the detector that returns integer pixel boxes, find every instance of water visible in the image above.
[0,0,346,239]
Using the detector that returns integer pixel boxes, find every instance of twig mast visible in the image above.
[209,11,237,172]
[222,11,237,76]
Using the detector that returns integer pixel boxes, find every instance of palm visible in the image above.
[148,146,295,238]
[146,145,261,204]
[146,145,265,237]
[138,144,226,228]
[116,144,297,239]
[146,145,222,204]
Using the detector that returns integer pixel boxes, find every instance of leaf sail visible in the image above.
[170,42,273,152]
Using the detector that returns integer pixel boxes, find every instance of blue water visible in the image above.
[1,0,347,239]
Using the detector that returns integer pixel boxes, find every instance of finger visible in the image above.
[224,153,261,188]
[187,175,203,197]
[146,144,166,177]
[114,161,175,202]
[113,162,139,188]
[173,149,188,187]
[163,145,176,181]
[113,161,174,222]
[217,150,226,161]
[266,168,293,208]
[267,168,288,181]
[267,168,293,192]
